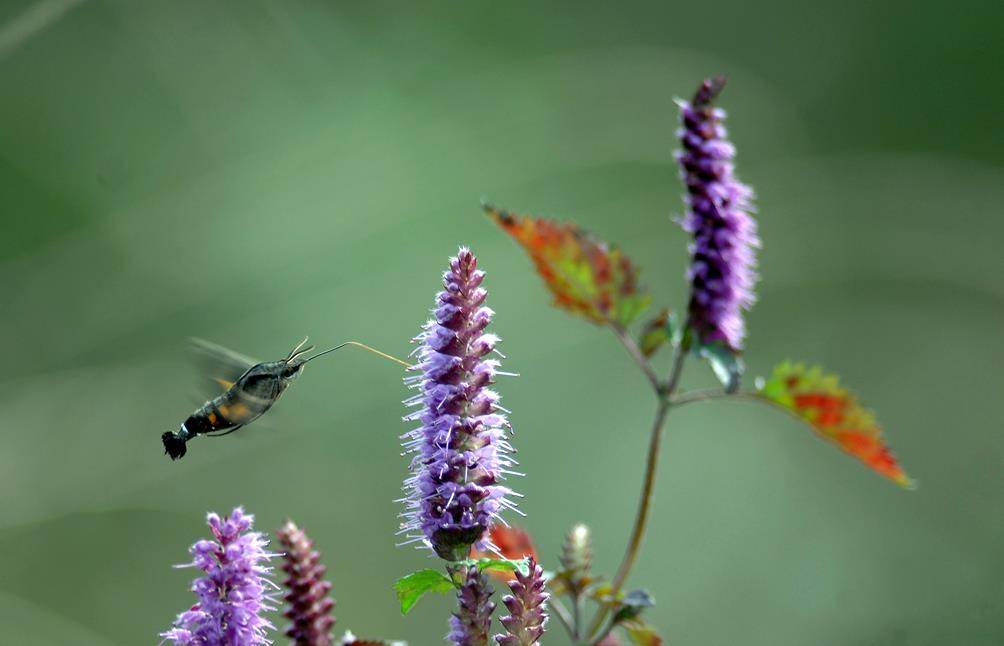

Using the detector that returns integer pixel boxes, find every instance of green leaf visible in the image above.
[474,557,530,576]
[638,309,677,358]
[484,203,650,326]
[613,589,655,624]
[393,569,455,615]
[589,582,614,604]
[616,293,653,328]
[697,341,743,393]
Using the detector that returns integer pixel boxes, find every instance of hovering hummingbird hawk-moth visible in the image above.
[162,337,406,460]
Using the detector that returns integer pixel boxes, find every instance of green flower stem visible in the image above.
[584,395,671,644]
[548,596,575,637]
[583,336,690,643]
[591,613,620,646]
[664,330,689,394]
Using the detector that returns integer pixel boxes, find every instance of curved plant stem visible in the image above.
[570,322,696,643]
[548,596,575,637]
[584,395,671,643]
[583,336,691,643]
[591,614,619,646]
[664,330,689,394]
[672,388,758,406]
[609,395,671,591]
[574,590,587,640]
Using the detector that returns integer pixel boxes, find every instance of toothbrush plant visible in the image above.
[276,520,337,645]
[483,75,913,644]
[160,508,279,646]
[393,247,541,643]
[158,75,912,646]
[164,512,404,646]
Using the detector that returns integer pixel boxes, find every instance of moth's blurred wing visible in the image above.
[232,371,283,419]
[189,338,258,397]
[206,372,283,437]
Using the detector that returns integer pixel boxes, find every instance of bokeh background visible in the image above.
[1,1,1001,644]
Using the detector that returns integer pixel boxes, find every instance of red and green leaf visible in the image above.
[639,309,676,358]
[756,362,914,488]
[484,203,650,326]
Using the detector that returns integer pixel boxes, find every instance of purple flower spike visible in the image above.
[161,507,278,646]
[276,520,336,646]
[496,557,549,646]
[400,247,518,561]
[449,566,496,646]
[676,76,760,351]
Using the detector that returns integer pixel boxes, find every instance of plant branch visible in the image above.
[671,388,760,406]
[610,323,661,393]
[663,328,689,394]
[591,614,619,646]
[572,590,583,640]
[548,596,575,639]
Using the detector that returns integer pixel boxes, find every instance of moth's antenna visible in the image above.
[285,336,315,362]
[303,341,411,368]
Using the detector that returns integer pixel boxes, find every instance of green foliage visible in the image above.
[697,341,743,393]
[613,589,655,624]
[638,309,678,358]
[456,557,531,577]
[393,569,455,615]
[478,556,528,575]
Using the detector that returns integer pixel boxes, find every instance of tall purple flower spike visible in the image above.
[496,557,549,646]
[676,76,760,351]
[161,507,278,646]
[400,247,519,561]
[449,566,496,646]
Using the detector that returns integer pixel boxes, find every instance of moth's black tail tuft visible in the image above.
[162,431,187,460]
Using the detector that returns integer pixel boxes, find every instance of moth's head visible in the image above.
[281,337,313,380]
[281,360,306,380]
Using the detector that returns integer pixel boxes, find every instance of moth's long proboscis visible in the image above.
[304,341,411,368]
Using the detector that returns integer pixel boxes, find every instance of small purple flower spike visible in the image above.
[400,247,518,561]
[449,566,496,646]
[161,507,278,646]
[676,76,760,351]
[276,520,336,646]
[496,557,549,646]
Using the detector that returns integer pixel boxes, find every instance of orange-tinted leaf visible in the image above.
[757,362,914,488]
[623,621,663,646]
[484,203,650,326]
[470,525,538,581]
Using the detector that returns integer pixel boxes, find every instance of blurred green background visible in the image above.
[1,1,1001,644]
